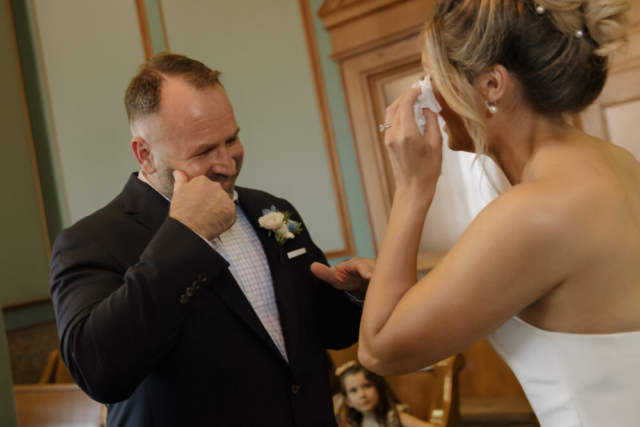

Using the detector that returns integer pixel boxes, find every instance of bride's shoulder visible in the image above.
[470,180,584,246]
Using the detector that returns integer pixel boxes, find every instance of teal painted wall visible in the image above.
[3,0,374,332]
[160,0,346,252]
[10,0,68,243]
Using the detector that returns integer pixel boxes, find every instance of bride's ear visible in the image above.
[476,64,508,105]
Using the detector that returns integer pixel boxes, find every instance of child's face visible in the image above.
[343,371,380,414]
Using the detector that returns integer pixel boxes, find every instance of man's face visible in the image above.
[143,77,244,199]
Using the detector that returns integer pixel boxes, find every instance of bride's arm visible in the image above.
[358,91,578,376]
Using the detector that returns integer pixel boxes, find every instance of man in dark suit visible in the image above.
[50,53,371,426]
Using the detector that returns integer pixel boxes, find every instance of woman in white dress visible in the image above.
[336,0,639,425]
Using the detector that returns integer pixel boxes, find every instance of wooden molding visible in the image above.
[298,0,356,259]
[7,0,51,259]
[340,35,422,250]
[2,297,52,313]
[319,0,405,29]
[321,0,432,60]
[135,0,154,60]
[29,0,72,228]
[157,0,170,52]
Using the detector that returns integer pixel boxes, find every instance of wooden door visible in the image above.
[579,15,640,160]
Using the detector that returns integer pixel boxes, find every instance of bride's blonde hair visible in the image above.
[423,0,631,157]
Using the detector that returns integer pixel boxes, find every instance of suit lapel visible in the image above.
[122,174,288,362]
[237,187,300,366]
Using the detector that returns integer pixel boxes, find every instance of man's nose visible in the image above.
[211,146,235,174]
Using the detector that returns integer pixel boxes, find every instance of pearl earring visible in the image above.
[485,100,498,114]
[536,5,545,14]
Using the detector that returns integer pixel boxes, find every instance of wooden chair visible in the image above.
[39,348,75,384]
[331,348,465,427]
[13,349,106,427]
[386,355,465,426]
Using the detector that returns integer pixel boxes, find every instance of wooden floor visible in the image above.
[460,398,540,427]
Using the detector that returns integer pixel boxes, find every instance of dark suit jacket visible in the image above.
[50,173,362,426]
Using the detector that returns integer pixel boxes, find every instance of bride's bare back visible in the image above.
[516,132,640,334]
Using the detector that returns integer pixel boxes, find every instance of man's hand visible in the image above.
[169,170,236,240]
[310,258,375,299]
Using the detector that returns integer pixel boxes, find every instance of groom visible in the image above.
[50,53,371,426]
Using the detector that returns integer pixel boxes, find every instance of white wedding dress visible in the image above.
[488,316,640,427]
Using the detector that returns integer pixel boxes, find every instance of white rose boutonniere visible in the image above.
[259,206,303,254]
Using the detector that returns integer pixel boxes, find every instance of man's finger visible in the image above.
[310,262,337,285]
[173,170,188,191]
[356,262,373,280]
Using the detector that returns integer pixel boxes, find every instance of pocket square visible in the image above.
[287,248,307,259]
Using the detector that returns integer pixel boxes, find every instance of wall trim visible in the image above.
[2,298,51,313]
[29,0,72,229]
[135,0,154,60]
[7,0,51,259]
[298,0,356,259]
[156,0,170,52]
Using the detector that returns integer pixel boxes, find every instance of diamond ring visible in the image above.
[379,122,393,133]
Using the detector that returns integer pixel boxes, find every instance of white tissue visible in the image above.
[412,76,442,135]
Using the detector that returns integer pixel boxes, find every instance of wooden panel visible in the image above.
[319,0,404,29]
[579,26,640,142]
[458,340,525,399]
[328,0,434,59]
[340,35,421,249]
[14,384,103,427]
[604,98,640,160]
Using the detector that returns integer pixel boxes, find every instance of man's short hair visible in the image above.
[124,52,222,123]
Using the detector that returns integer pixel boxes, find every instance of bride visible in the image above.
[315,0,639,425]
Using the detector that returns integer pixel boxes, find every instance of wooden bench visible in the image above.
[14,383,104,427]
[13,350,106,427]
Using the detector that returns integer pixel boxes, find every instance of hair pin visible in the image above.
[575,29,584,38]
[536,5,545,14]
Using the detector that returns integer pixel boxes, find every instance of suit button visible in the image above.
[180,295,189,304]
[186,287,195,297]
[291,384,300,395]
[198,272,207,282]
[192,280,201,290]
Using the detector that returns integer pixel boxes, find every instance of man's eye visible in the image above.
[226,137,237,146]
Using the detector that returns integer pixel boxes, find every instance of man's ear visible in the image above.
[475,64,508,105]
[131,137,156,174]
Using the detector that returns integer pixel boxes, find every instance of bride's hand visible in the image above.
[384,86,443,192]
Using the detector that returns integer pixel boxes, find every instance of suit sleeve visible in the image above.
[50,217,229,404]
[282,200,362,351]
